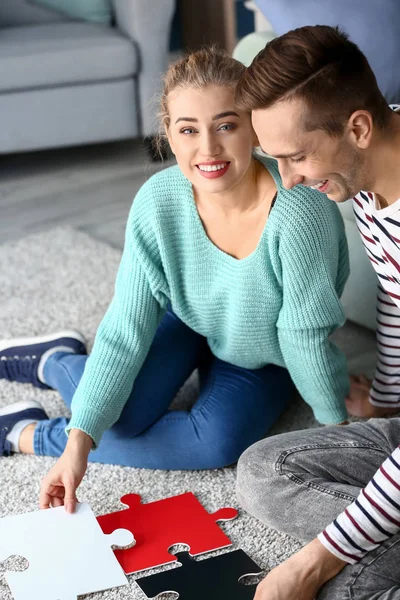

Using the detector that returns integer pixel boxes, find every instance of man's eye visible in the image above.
[291,156,305,163]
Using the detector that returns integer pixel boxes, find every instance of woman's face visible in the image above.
[167,84,257,194]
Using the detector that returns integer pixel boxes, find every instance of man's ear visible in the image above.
[348,110,373,149]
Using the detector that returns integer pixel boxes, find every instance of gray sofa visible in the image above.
[0,0,175,153]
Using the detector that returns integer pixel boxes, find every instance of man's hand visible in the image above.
[345,374,400,418]
[254,538,346,600]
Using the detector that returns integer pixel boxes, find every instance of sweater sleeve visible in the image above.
[369,286,400,408]
[67,186,167,446]
[318,445,400,563]
[277,198,350,424]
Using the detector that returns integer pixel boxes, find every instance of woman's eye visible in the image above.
[218,123,236,132]
[180,128,196,135]
[291,156,305,163]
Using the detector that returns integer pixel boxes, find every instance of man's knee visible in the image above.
[236,437,287,529]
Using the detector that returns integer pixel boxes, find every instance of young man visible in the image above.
[235,25,400,599]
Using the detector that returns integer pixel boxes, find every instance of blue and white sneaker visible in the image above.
[0,400,48,456]
[0,330,86,389]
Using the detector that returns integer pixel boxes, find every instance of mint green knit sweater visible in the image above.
[68,157,350,446]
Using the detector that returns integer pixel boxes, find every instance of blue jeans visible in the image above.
[34,310,295,469]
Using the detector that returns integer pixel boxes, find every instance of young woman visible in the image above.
[0,48,349,512]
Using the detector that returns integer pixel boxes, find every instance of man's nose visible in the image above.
[280,164,303,189]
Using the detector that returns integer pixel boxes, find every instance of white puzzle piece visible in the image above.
[0,502,135,600]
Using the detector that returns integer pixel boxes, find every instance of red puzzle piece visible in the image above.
[97,492,238,574]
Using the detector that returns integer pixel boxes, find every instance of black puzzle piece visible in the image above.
[137,549,262,599]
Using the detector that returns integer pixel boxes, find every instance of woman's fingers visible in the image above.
[38,442,89,512]
[64,480,78,514]
[39,478,54,510]
[51,496,64,508]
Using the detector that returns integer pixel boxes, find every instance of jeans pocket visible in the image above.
[276,442,387,502]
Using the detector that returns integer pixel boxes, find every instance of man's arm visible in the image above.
[346,287,400,418]
[254,444,400,599]
[254,538,346,600]
[370,286,400,408]
[318,444,400,562]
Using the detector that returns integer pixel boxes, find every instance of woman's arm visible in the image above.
[67,185,167,447]
[277,197,350,424]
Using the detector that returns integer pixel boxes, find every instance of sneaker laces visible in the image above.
[0,355,40,385]
[0,425,12,456]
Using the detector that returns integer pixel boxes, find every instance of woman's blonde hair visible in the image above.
[157,46,246,154]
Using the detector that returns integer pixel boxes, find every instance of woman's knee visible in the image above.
[196,432,250,469]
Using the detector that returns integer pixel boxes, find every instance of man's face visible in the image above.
[251,98,368,202]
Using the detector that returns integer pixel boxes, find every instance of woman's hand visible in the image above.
[254,539,346,600]
[39,429,93,513]
[345,374,400,418]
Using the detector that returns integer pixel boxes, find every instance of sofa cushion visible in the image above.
[30,0,112,26]
[0,22,138,93]
[0,0,71,26]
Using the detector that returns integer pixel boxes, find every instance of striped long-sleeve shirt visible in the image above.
[319,145,400,562]
[319,445,400,563]
[353,187,400,407]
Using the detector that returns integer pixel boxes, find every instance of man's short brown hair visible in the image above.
[236,25,391,136]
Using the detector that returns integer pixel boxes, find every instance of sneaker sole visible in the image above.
[0,330,86,353]
[0,399,44,416]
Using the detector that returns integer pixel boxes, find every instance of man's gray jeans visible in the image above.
[236,418,400,599]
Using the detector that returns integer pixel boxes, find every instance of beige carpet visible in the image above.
[0,227,377,599]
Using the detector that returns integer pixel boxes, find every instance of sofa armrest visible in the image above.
[113,0,175,136]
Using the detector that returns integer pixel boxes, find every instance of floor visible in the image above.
[0,139,169,249]
[0,139,378,375]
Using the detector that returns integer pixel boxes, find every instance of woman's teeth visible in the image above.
[197,163,228,172]
[310,180,328,190]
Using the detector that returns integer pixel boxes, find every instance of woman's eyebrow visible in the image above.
[212,111,239,120]
[175,117,197,124]
[175,111,240,124]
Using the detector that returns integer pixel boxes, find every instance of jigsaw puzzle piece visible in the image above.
[97,492,238,574]
[106,528,136,550]
[0,555,28,599]
[137,549,263,599]
[0,503,134,600]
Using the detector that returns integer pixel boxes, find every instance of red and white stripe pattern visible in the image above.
[352,189,400,407]
[319,126,400,562]
[319,444,400,563]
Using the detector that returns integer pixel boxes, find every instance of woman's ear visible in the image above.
[166,126,175,156]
